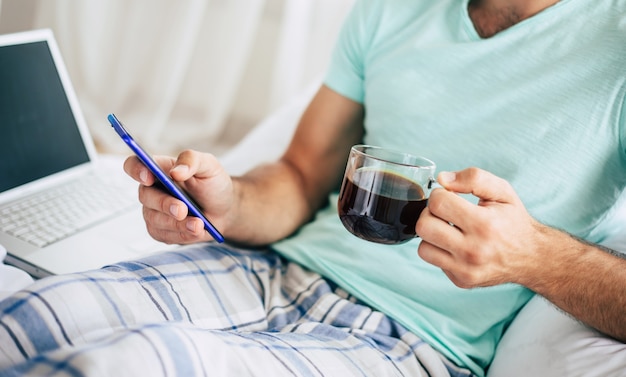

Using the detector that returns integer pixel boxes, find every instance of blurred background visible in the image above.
[0,0,354,156]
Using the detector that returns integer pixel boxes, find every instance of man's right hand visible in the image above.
[123,150,234,245]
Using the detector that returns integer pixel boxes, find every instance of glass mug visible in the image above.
[337,145,436,245]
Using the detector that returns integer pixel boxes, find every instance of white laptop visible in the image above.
[0,29,171,278]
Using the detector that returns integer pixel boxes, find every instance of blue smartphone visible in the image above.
[107,113,224,243]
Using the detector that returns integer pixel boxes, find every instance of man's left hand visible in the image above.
[416,167,543,288]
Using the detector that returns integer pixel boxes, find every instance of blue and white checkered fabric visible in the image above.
[0,245,473,376]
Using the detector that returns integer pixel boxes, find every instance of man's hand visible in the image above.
[416,167,626,341]
[124,150,234,245]
[416,167,543,288]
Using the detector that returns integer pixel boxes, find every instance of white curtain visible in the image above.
[0,0,355,155]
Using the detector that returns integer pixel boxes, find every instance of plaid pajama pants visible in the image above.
[0,244,473,376]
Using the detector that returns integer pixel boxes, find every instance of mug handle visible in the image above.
[428,178,442,190]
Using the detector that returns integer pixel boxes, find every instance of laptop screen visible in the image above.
[0,41,90,193]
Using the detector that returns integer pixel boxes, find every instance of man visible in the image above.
[1,0,624,376]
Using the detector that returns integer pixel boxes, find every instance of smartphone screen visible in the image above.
[107,113,224,243]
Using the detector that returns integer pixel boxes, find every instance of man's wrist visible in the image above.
[513,222,581,293]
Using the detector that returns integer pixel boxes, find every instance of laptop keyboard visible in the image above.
[0,175,137,247]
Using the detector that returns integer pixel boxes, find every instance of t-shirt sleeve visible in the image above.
[324,0,374,104]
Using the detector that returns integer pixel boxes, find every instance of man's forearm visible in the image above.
[519,225,626,341]
[222,161,323,247]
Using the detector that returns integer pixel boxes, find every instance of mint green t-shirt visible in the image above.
[273,0,626,375]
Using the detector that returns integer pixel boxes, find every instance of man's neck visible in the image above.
[468,0,560,38]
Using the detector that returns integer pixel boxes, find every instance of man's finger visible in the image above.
[427,186,497,232]
[416,207,465,251]
[417,240,455,272]
[437,167,519,206]
[170,150,222,181]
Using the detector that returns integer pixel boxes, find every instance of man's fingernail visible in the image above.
[439,171,456,183]
[186,220,197,232]
[139,169,148,183]
[170,205,179,217]
[171,165,189,175]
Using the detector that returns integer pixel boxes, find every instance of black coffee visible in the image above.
[338,169,427,245]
